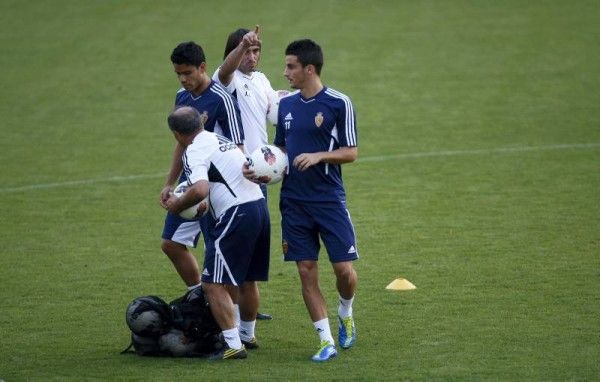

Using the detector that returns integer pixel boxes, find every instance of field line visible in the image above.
[0,173,166,193]
[358,143,600,162]
[1,143,598,193]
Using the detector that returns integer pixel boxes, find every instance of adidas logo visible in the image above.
[347,245,356,254]
[202,268,210,276]
[284,113,293,120]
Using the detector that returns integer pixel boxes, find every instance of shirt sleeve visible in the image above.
[264,77,280,125]
[184,147,209,185]
[273,98,287,147]
[216,95,245,145]
[211,69,220,83]
[212,68,237,94]
[336,97,358,147]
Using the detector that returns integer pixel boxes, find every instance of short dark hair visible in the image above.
[285,39,323,75]
[223,28,250,59]
[168,107,202,135]
[171,41,206,67]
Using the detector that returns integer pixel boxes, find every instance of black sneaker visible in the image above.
[241,337,259,349]
[208,344,247,360]
[256,312,273,320]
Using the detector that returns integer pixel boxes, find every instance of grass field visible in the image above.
[1,0,599,380]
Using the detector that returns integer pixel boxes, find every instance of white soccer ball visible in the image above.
[173,182,209,219]
[249,145,288,185]
[158,329,198,357]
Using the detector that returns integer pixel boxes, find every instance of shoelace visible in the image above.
[317,340,333,352]
[341,317,353,334]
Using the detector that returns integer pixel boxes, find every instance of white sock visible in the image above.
[313,318,335,345]
[338,295,354,318]
[222,328,242,350]
[233,304,241,328]
[239,320,256,341]
[187,282,202,291]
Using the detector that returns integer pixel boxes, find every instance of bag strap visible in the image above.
[120,340,135,354]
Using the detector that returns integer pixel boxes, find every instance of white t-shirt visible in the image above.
[213,69,279,155]
[183,130,264,218]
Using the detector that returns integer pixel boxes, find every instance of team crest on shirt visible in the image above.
[282,240,288,255]
[314,112,324,127]
[200,111,209,126]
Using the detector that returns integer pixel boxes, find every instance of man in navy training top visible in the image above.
[272,39,360,361]
[159,41,244,292]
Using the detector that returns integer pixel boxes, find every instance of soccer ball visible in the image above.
[158,329,199,357]
[173,182,209,220]
[125,296,171,337]
[249,145,288,185]
[130,333,161,356]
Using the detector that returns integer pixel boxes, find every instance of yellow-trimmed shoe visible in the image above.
[241,337,259,349]
[311,341,337,362]
[338,316,356,349]
[208,344,247,360]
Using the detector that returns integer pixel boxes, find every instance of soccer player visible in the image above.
[159,41,244,291]
[274,39,359,361]
[164,106,270,360]
[212,25,285,323]
[213,25,286,170]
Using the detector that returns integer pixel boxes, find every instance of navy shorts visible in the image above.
[280,197,359,263]
[201,199,270,286]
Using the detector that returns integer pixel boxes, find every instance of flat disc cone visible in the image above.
[386,278,416,290]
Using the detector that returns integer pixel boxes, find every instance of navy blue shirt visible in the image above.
[274,87,357,202]
[175,81,244,145]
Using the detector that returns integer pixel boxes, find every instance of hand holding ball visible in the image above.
[248,145,288,185]
[173,182,209,219]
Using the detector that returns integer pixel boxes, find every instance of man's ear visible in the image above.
[172,130,182,143]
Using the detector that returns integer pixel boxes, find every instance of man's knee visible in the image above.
[297,261,318,281]
[201,281,219,294]
[240,281,258,293]
[203,282,231,301]
[161,239,184,256]
[333,262,356,282]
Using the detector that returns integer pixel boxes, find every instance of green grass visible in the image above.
[1,0,599,380]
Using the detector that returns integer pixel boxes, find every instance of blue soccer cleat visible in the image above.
[338,316,356,349]
[311,341,337,362]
